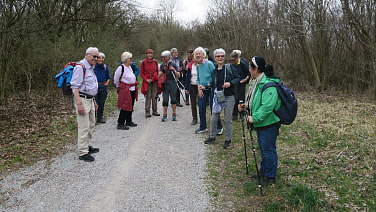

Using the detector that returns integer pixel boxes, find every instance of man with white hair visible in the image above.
[70,47,100,162]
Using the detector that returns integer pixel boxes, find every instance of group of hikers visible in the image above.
[70,46,282,186]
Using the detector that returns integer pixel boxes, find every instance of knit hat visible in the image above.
[146,49,154,54]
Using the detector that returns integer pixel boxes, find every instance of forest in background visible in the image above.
[0,0,375,103]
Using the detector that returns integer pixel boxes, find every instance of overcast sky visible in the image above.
[137,0,209,24]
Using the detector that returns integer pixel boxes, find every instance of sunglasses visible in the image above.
[89,54,100,59]
[215,55,225,58]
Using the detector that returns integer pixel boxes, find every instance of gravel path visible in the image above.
[0,94,213,211]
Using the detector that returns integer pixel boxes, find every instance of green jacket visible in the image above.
[249,75,281,128]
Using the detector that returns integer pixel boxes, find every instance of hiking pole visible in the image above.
[244,113,264,196]
[239,100,249,174]
[171,70,186,102]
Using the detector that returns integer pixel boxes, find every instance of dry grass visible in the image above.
[206,91,376,211]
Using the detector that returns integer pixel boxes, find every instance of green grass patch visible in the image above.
[206,92,376,211]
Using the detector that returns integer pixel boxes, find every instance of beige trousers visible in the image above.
[75,97,96,156]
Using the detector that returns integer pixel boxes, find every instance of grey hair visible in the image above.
[99,52,105,58]
[86,47,99,54]
[233,50,241,57]
[194,47,206,59]
[213,48,226,56]
[121,51,132,62]
[161,50,171,57]
[170,48,178,53]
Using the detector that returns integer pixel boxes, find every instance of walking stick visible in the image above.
[239,101,249,174]
[171,70,186,102]
[244,110,264,196]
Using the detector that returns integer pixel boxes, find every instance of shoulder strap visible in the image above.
[76,62,86,78]
[262,82,278,92]
[119,65,124,82]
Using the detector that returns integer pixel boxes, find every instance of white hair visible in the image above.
[161,50,171,57]
[86,47,99,54]
[213,48,226,56]
[233,50,241,57]
[99,52,105,58]
[194,47,207,59]
[170,48,178,53]
[121,51,132,62]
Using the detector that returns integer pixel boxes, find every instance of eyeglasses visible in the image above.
[89,54,100,59]
[215,55,225,58]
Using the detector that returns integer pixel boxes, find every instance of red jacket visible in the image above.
[140,59,159,95]
[117,82,138,111]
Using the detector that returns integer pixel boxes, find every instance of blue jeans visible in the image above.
[256,123,280,178]
[198,89,222,130]
[94,84,108,121]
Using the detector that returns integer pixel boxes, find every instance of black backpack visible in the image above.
[262,81,298,125]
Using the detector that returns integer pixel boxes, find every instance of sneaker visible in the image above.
[145,112,151,118]
[204,137,215,144]
[79,154,95,162]
[223,140,231,149]
[117,124,129,130]
[162,115,168,122]
[126,122,138,127]
[152,112,160,116]
[216,128,223,135]
[191,119,198,125]
[185,100,190,105]
[97,119,106,124]
[195,128,208,134]
[260,177,276,186]
[88,146,99,154]
[172,114,177,121]
[176,103,183,107]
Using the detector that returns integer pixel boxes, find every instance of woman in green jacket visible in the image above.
[238,56,281,186]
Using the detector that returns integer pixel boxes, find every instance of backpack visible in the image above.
[55,62,86,95]
[262,81,298,125]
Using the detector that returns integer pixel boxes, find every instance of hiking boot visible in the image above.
[172,114,177,121]
[145,112,151,118]
[191,119,198,125]
[79,154,95,162]
[260,177,276,186]
[216,128,223,135]
[195,128,208,134]
[88,146,99,154]
[152,112,160,116]
[126,122,138,127]
[97,119,106,124]
[204,137,215,144]
[223,140,231,149]
[161,115,168,122]
[117,124,129,130]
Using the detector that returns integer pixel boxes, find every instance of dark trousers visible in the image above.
[233,83,246,117]
[198,89,222,130]
[95,84,108,121]
[189,84,198,120]
[117,90,136,125]
[257,123,280,178]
